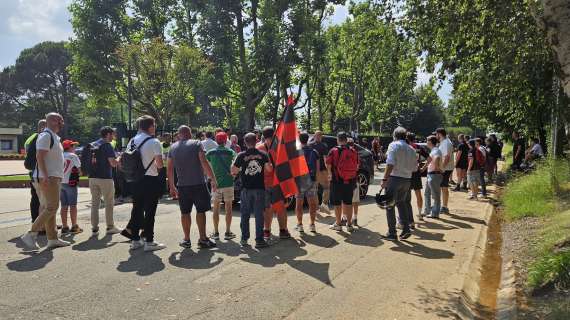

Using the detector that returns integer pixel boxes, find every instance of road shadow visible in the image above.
[72,234,117,251]
[390,240,455,259]
[438,217,474,229]
[344,227,384,247]
[213,240,243,257]
[447,212,487,226]
[241,238,333,286]
[412,228,446,242]
[316,214,336,225]
[168,249,224,270]
[6,250,53,272]
[406,286,464,319]
[299,232,339,248]
[419,220,459,231]
[117,251,165,276]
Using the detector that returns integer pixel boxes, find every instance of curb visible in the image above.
[457,201,496,319]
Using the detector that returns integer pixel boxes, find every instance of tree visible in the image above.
[540,0,570,97]
[408,85,445,137]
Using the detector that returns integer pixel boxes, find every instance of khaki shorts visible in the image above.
[212,186,235,202]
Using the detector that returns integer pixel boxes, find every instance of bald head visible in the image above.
[45,112,64,134]
[178,125,192,140]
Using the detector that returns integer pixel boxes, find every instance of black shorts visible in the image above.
[410,171,422,190]
[441,170,453,188]
[331,181,356,206]
[455,160,468,170]
[178,184,211,214]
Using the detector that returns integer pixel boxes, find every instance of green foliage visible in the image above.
[408,84,445,137]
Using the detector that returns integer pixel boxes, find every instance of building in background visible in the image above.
[0,125,23,154]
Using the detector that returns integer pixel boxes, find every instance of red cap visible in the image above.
[62,140,79,150]
[215,132,228,145]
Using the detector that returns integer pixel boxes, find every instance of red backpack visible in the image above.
[475,148,486,167]
[332,145,359,183]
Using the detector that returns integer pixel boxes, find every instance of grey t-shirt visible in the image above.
[168,139,205,187]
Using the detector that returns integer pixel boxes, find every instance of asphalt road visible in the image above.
[0,172,490,320]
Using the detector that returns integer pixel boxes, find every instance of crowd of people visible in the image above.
[18,111,542,251]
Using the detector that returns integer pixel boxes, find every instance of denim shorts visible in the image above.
[467,171,481,186]
[295,181,318,199]
[60,183,78,206]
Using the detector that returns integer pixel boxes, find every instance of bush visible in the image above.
[529,251,570,291]
[0,153,25,160]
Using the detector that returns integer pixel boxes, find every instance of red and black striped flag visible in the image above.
[269,95,312,212]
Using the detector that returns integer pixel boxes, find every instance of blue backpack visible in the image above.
[303,146,318,181]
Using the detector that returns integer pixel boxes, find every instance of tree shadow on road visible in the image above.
[390,240,454,259]
[240,238,333,286]
[406,286,464,319]
[117,251,165,276]
[168,249,224,270]
[344,227,384,247]
[71,234,117,251]
[6,250,53,272]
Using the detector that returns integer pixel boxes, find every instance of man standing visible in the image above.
[512,132,525,170]
[24,119,47,224]
[201,131,218,153]
[309,131,331,214]
[232,133,271,248]
[453,134,469,192]
[294,132,320,233]
[476,138,487,198]
[230,134,241,153]
[167,126,218,249]
[257,126,291,241]
[327,132,359,233]
[121,116,166,252]
[381,127,418,241]
[205,132,236,241]
[21,113,70,250]
[422,136,443,219]
[435,128,454,215]
[87,126,121,236]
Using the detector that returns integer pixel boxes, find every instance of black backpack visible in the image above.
[120,136,155,182]
[24,132,54,171]
[80,141,101,176]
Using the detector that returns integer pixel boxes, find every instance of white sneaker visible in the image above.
[21,232,39,251]
[320,205,331,214]
[144,241,166,252]
[295,224,304,233]
[330,223,342,231]
[130,240,144,250]
[309,224,316,233]
[106,226,121,235]
[46,239,70,249]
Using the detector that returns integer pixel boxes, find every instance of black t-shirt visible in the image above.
[514,138,526,161]
[457,142,469,163]
[309,141,328,171]
[234,148,269,190]
[89,139,116,179]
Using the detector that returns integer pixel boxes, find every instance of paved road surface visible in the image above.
[0,172,490,319]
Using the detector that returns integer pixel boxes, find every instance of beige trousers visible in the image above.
[89,178,115,229]
[31,177,61,240]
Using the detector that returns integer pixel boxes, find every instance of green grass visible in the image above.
[502,142,513,168]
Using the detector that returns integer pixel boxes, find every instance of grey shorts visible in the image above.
[60,184,78,206]
[295,181,318,199]
[467,171,481,186]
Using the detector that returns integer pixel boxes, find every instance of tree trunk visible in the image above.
[235,4,255,130]
[541,0,570,97]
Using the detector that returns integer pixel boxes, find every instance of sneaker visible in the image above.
[120,229,134,240]
[46,239,71,249]
[400,230,412,240]
[224,232,236,240]
[240,239,249,247]
[347,225,355,233]
[295,224,304,233]
[92,227,99,236]
[130,240,144,250]
[352,218,359,227]
[330,223,342,231]
[263,230,271,242]
[255,240,269,248]
[279,230,292,239]
[106,226,121,235]
[381,233,398,241]
[70,225,83,234]
[319,205,331,214]
[20,232,39,251]
[427,214,440,219]
[440,207,449,214]
[198,238,217,249]
[179,239,192,249]
[210,232,220,240]
[453,186,461,192]
[340,218,347,226]
[61,226,70,235]
[309,224,316,233]
[144,241,166,252]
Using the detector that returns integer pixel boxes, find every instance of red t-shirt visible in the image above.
[256,142,274,188]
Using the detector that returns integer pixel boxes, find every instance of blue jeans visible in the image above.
[385,176,412,235]
[240,189,265,242]
[424,173,443,217]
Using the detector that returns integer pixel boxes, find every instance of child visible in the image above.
[60,140,82,234]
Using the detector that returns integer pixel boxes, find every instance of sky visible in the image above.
[0,1,451,103]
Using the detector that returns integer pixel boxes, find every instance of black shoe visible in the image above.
[453,186,461,192]
[179,239,192,249]
[400,230,412,240]
[255,240,269,248]
[61,226,70,235]
[279,230,292,239]
[120,229,134,240]
[381,233,398,241]
[198,238,217,249]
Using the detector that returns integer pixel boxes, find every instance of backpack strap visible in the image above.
[33,130,56,182]
[138,136,156,175]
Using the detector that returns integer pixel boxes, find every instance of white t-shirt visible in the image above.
[201,138,218,153]
[530,143,544,156]
[62,152,81,184]
[439,138,455,171]
[129,132,162,177]
[33,129,64,179]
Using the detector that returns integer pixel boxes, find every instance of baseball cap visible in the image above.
[215,132,228,145]
[62,140,79,150]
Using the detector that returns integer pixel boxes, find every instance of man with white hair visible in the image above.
[21,113,70,250]
[381,127,418,241]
